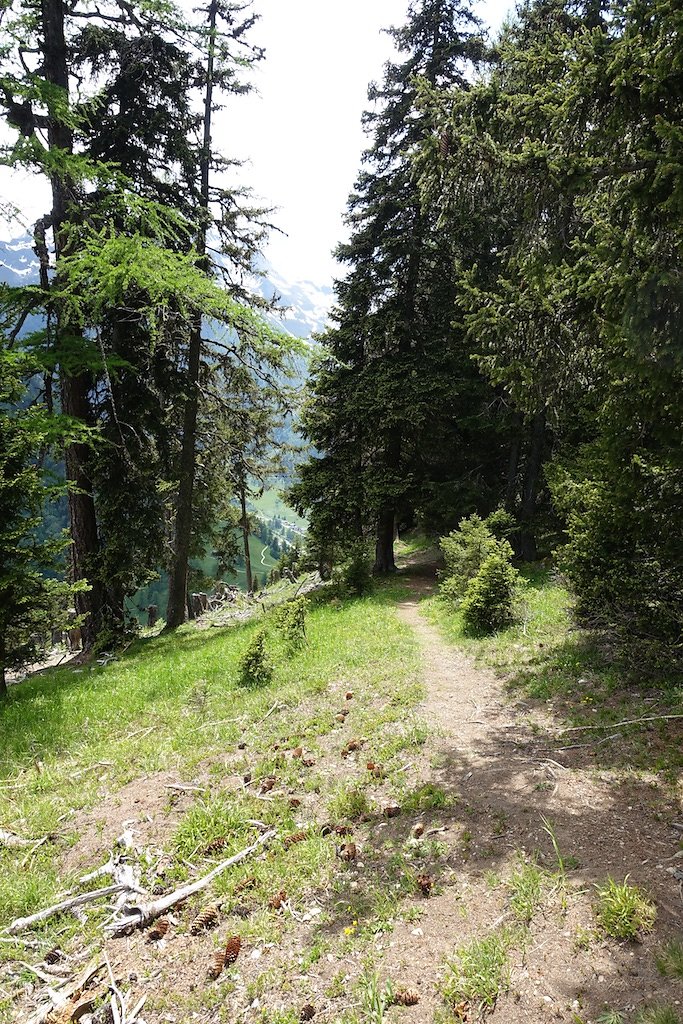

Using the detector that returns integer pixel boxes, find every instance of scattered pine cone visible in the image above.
[44,947,63,965]
[301,757,316,767]
[260,777,276,793]
[268,889,287,910]
[204,836,229,854]
[411,823,425,839]
[190,904,220,934]
[207,950,225,980]
[339,842,357,861]
[289,797,302,808]
[394,989,419,1007]
[416,874,434,896]
[147,917,170,941]
[233,903,251,919]
[335,713,346,723]
[384,802,401,818]
[283,830,307,849]
[345,691,354,700]
[234,875,256,895]
[334,823,353,836]
[292,746,304,759]
[224,935,241,965]
[300,1005,316,1021]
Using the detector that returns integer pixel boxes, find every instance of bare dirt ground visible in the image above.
[389,565,683,1022]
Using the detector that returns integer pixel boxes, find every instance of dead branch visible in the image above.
[558,713,683,735]
[0,829,34,849]
[4,885,132,935]
[105,829,276,937]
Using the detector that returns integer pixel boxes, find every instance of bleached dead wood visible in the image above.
[106,829,276,937]
[4,884,132,935]
[26,959,105,1024]
[558,713,683,734]
[0,829,33,849]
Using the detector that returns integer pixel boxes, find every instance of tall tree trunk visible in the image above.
[238,478,253,592]
[0,635,6,697]
[504,412,523,511]
[166,0,217,627]
[42,0,103,649]
[519,409,546,562]
[374,509,396,574]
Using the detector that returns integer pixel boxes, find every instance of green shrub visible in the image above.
[274,597,307,652]
[439,513,514,603]
[442,931,511,1011]
[461,551,521,632]
[334,541,374,595]
[237,627,272,687]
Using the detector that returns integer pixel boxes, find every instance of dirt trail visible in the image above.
[387,566,683,1022]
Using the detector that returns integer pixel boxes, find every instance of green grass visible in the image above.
[507,858,546,924]
[442,930,512,1012]
[635,1006,682,1024]
[595,877,657,940]
[656,938,683,980]
[0,581,421,963]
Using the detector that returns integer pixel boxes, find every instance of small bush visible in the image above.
[439,512,515,605]
[334,541,374,596]
[595,877,656,940]
[461,551,521,632]
[274,597,307,652]
[237,628,272,687]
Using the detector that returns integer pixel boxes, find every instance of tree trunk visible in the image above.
[42,0,103,649]
[374,509,396,574]
[166,0,217,628]
[504,412,523,511]
[0,635,6,697]
[239,480,253,592]
[519,409,546,562]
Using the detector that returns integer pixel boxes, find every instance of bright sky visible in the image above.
[0,0,512,288]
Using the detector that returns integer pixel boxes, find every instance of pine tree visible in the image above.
[293,0,505,571]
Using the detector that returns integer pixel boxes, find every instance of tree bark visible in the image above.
[504,412,523,511]
[166,0,217,628]
[374,509,397,574]
[238,477,253,592]
[42,0,103,649]
[519,409,546,562]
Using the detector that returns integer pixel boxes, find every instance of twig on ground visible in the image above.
[165,783,206,793]
[0,829,33,849]
[4,884,133,935]
[558,713,683,734]
[71,761,114,779]
[106,829,276,937]
[554,732,622,752]
[258,702,285,724]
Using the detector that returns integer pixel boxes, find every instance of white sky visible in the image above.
[0,0,512,288]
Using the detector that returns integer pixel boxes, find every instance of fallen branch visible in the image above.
[4,884,132,935]
[558,713,683,735]
[0,829,33,849]
[106,829,275,937]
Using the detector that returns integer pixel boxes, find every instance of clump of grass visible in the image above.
[635,1005,681,1024]
[357,970,395,1024]
[174,795,251,859]
[442,931,511,1012]
[596,1011,625,1024]
[327,783,371,822]
[508,858,545,924]
[402,782,452,811]
[655,937,683,980]
[595,877,656,940]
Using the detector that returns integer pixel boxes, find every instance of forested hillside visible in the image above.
[0,1,681,1022]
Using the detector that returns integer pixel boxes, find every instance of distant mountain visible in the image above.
[0,234,333,340]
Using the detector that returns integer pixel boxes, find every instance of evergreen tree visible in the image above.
[292,0,506,572]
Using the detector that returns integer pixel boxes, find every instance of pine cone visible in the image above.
[335,713,347,723]
[346,738,361,752]
[260,777,276,793]
[384,802,401,818]
[268,889,287,910]
[289,797,302,808]
[190,904,219,934]
[292,746,304,758]
[339,842,357,861]
[234,875,256,895]
[440,129,451,159]
[345,691,354,700]
[224,935,241,965]
[411,823,425,838]
[300,1004,316,1021]
[147,917,170,941]
[334,824,353,836]
[283,830,307,849]
[416,873,434,896]
[204,836,228,854]
[44,947,63,965]
[207,950,225,980]
[301,757,316,767]
[394,989,419,1006]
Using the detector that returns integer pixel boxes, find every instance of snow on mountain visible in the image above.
[0,235,333,340]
